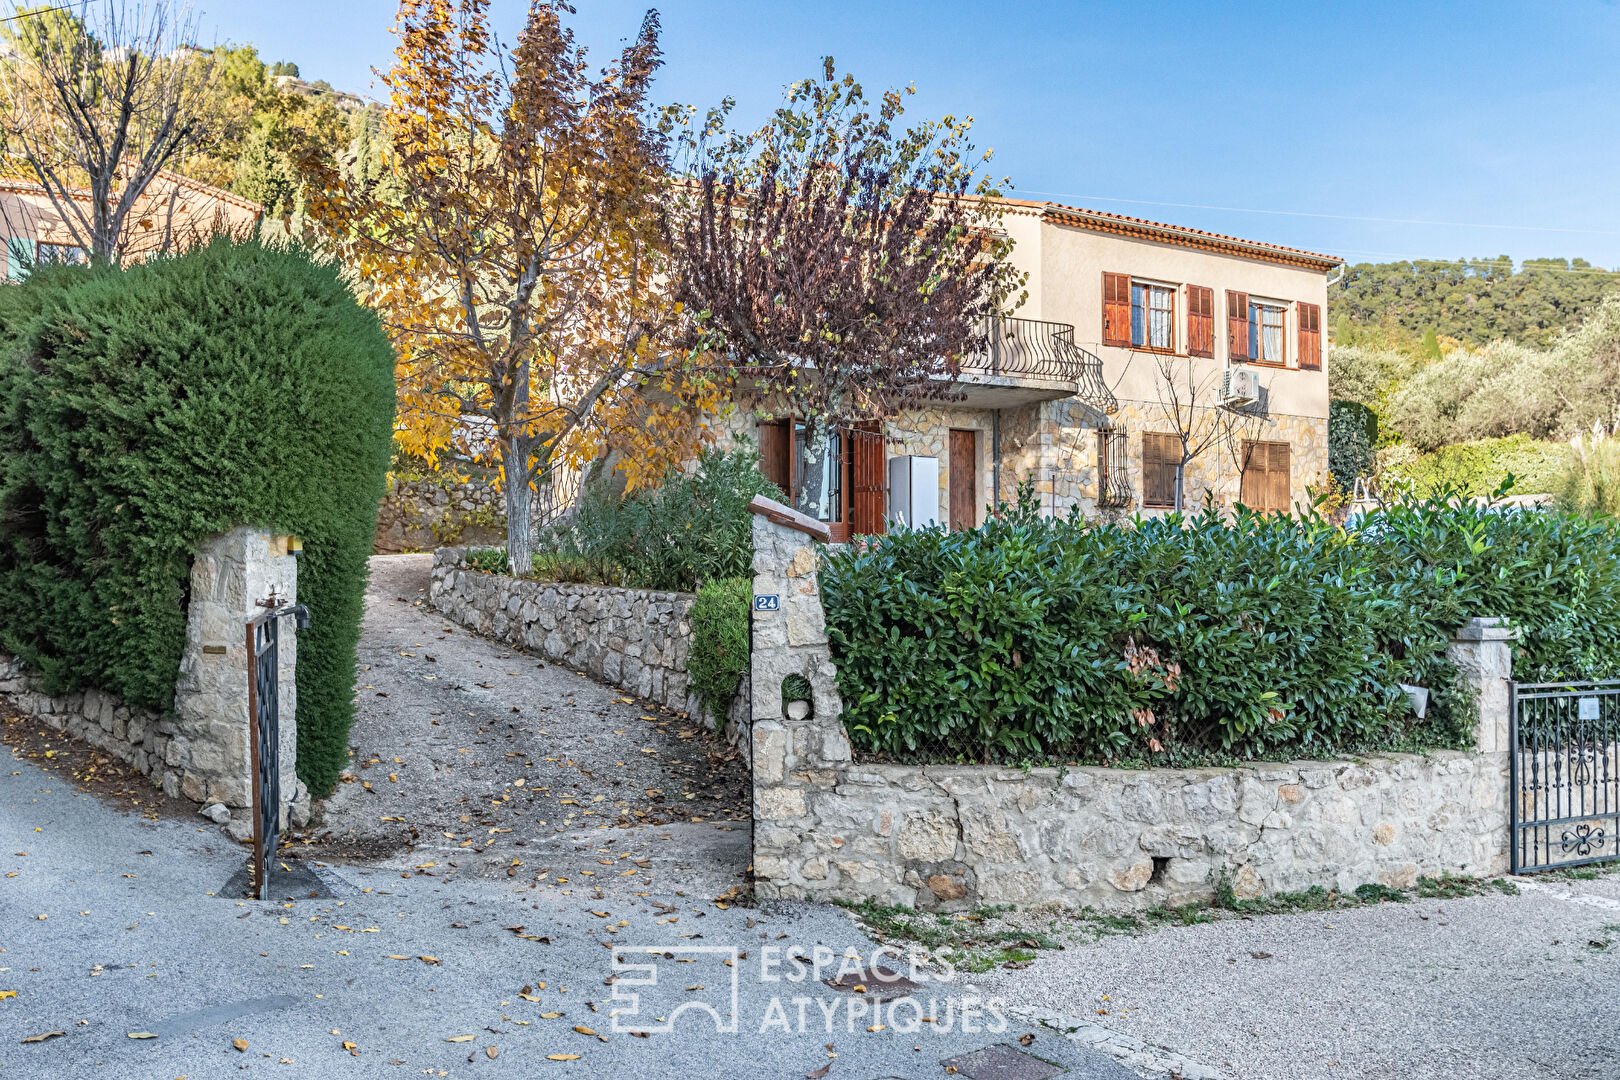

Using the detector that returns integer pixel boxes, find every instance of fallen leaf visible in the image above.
[20,1031,65,1044]
[547,1054,581,1061]
[1019,1033,1035,1046]
[127,1032,158,1039]
[573,1025,597,1036]
[806,1064,831,1079]
[486,1046,499,1059]
[445,1034,476,1043]
[0,991,15,1001]
[232,1038,249,1051]
[540,1012,562,1019]
[419,956,441,965]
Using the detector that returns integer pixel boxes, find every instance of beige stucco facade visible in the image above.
[0,168,261,273]
[727,198,1339,530]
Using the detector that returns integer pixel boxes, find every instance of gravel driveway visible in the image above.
[973,874,1620,1080]
[311,555,752,902]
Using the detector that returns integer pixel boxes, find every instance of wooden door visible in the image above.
[948,429,977,531]
[850,423,887,537]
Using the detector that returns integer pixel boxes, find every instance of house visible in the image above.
[729,197,1342,538]
[0,167,262,277]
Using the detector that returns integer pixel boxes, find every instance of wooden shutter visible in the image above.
[1240,441,1292,513]
[849,422,887,537]
[1102,272,1132,347]
[1142,432,1180,508]
[1298,302,1322,370]
[1226,290,1250,361]
[757,420,790,497]
[1187,285,1214,357]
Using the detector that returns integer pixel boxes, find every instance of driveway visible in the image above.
[314,554,752,902]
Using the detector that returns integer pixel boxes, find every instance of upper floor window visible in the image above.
[1247,299,1286,366]
[1297,302,1322,369]
[1131,281,1175,351]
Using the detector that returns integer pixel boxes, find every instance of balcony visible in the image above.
[953,316,1118,412]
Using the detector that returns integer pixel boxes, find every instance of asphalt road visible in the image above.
[0,759,1132,1080]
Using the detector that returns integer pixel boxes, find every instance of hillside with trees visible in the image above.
[1329,257,1620,349]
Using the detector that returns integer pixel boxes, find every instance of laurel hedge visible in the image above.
[0,239,395,796]
[822,488,1620,765]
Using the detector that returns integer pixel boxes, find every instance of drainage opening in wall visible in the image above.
[1149,856,1171,887]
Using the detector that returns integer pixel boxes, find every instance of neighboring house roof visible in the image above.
[0,167,263,218]
[993,196,1342,272]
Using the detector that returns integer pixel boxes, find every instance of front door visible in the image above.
[948,429,977,531]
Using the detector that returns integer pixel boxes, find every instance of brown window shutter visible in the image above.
[757,420,790,497]
[849,422,887,536]
[1297,302,1321,369]
[1102,272,1131,347]
[1227,290,1250,361]
[1187,285,1214,357]
[1142,432,1180,508]
[1269,442,1291,511]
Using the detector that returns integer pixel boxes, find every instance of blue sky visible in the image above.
[204,0,1620,268]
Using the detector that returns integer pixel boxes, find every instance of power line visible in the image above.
[1,5,71,24]
[1015,188,1620,240]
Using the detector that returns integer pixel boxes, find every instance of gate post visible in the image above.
[1447,616,1517,753]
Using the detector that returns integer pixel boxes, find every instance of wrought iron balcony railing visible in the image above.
[961,316,1118,414]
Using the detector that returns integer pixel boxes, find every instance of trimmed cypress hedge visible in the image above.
[0,239,395,796]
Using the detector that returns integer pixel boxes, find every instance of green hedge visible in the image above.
[689,577,750,724]
[822,488,1620,765]
[0,239,395,796]
[1382,435,1568,497]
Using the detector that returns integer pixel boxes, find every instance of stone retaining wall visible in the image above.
[0,527,310,833]
[429,548,750,760]
[375,467,509,554]
[747,497,1515,911]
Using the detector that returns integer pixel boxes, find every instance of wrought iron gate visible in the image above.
[246,595,310,901]
[1510,679,1620,873]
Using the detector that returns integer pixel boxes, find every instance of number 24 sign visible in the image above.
[754,594,780,612]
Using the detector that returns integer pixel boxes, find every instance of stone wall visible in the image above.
[748,499,1515,911]
[429,548,751,759]
[375,463,586,554]
[0,527,310,833]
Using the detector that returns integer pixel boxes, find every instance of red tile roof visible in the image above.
[994,196,1342,271]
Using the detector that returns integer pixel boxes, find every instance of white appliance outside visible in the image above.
[887,455,940,528]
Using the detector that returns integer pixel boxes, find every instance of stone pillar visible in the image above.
[747,496,849,899]
[1447,616,1517,754]
[174,526,308,828]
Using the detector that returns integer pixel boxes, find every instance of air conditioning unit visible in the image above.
[1221,367,1260,408]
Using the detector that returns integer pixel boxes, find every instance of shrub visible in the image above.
[688,577,750,724]
[1328,401,1374,491]
[1556,437,1620,517]
[0,239,395,796]
[539,442,781,592]
[1378,435,1567,497]
[822,485,1620,765]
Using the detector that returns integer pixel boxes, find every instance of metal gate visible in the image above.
[1510,679,1620,873]
[246,594,309,900]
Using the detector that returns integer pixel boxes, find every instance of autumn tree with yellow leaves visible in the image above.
[301,0,720,575]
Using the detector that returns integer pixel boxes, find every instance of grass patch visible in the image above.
[832,899,1061,972]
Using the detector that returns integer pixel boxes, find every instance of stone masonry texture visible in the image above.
[429,548,751,761]
[748,505,1517,912]
[0,526,309,827]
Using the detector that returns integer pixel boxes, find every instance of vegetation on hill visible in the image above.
[1329,256,1620,349]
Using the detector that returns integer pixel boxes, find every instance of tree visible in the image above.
[1148,350,1272,512]
[667,59,1021,519]
[0,1,224,260]
[301,0,718,576]
[269,60,299,79]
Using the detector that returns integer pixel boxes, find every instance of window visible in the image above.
[1247,300,1286,365]
[35,243,86,266]
[1102,272,1131,347]
[1142,432,1182,509]
[1298,302,1322,369]
[1130,281,1175,350]
[1187,285,1214,357]
[1097,429,1131,507]
[1240,440,1292,513]
[793,421,843,524]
